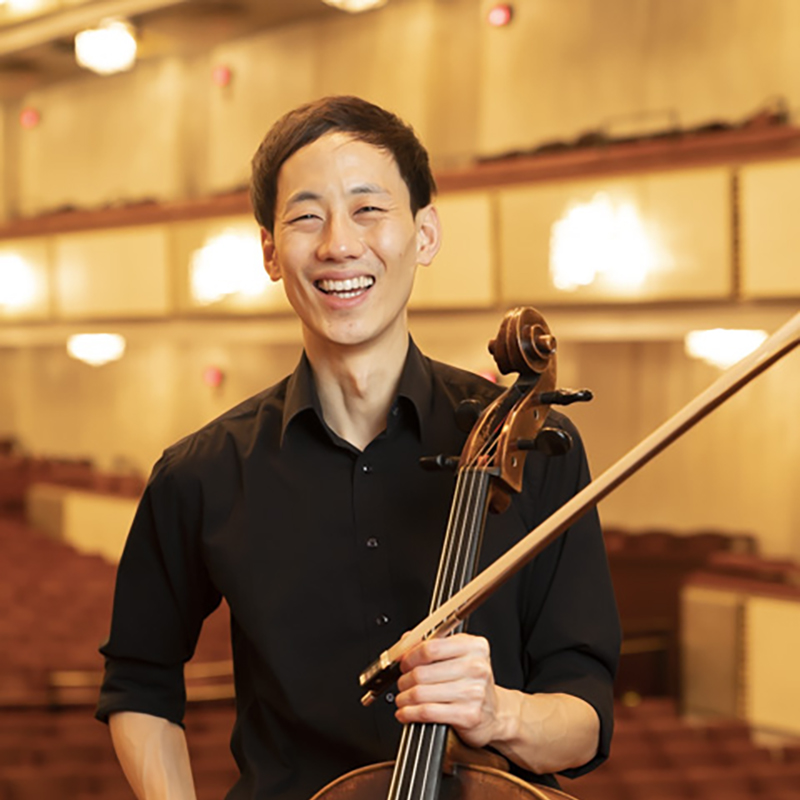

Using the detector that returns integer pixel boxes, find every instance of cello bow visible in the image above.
[361,310,800,704]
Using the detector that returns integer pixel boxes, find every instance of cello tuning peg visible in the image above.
[515,427,573,457]
[536,388,593,406]
[419,454,460,471]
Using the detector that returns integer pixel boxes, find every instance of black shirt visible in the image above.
[97,341,620,800]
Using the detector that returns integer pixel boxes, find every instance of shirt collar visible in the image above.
[280,338,433,446]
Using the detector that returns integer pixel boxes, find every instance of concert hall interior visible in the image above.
[0,2,799,799]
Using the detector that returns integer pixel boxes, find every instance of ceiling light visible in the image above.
[74,18,137,76]
[684,329,768,369]
[5,0,45,16]
[321,0,388,12]
[67,333,126,367]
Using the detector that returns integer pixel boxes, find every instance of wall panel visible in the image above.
[740,159,800,298]
[411,191,494,309]
[746,595,800,734]
[53,226,171,319]
[18,60,186,216]
[498,169,732,304]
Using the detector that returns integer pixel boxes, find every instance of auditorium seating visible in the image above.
[605,527,758,699]
[0,453,145,517]
[0,513,236,799]
[2,509,799,799]
[562,698,800,800]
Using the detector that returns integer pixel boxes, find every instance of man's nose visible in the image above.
[317,213,365,261]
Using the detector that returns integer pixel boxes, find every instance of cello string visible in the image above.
[392,391,522,798]
[403,470,489,796]
[394,472,479,798]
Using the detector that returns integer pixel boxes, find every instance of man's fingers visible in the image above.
[397,655,492,692]
[400,633,489,672]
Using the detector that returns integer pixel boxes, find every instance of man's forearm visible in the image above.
[489,691,600,776]
[109,711,197,800]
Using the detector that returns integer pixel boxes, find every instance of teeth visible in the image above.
[317,276,375,294]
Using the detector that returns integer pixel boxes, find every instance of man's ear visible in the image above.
[415,205,442,267]
[261,228,281,282]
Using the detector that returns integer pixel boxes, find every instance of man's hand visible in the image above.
[393,632,601,775]
[394,632,506,748]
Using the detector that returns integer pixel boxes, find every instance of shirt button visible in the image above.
[366,537,379,548]
[375,614,390,626]
[385,692,395,703]
[361,463,373,474]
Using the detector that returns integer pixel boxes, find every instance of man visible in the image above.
[97,96,620,800]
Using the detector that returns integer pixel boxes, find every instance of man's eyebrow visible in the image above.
[284,184,391,211]
[350,183,389,196]
[285,190,322,208]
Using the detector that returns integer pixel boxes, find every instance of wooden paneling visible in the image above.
[411,191,495,309]
[681,585,743,718]
[53,226,171,319]
[171,215,292,314]
[746,595,800,735]
[27,483,137,563]
[17,60,185,217]
[740,159,800,298]
[497,168,733,304]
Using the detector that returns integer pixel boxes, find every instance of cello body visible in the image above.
[310,761,579,800]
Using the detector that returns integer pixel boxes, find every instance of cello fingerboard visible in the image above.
[387,467,492,800]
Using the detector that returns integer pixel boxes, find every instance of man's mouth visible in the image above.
[315,276,375,299]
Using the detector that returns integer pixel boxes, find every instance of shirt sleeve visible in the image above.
[517,414,621,779]
[96,452,221,726]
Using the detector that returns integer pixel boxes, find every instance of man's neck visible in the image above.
[304,333,410,451]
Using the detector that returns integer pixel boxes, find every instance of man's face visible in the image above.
[261,132,440,356]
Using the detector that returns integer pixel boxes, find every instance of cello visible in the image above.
[313,307,591,800]
[313,306,800,800]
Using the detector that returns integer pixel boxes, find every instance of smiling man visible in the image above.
[97,96,620,800]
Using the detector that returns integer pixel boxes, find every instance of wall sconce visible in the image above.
[549,192,658,293]
[684,329,767,369]
[0,253,38,311]
[190,230,269,305]
[75,18,137,75]
[67,333,127,367]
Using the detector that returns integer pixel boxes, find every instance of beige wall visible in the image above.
[1,318,798,559]
[4,0,800,216]
[0,0,798,560]
[0,333,303,472]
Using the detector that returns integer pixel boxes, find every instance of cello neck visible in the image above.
[386,467,493,800]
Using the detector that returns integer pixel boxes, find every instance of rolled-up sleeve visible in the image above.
[519,417,621,778]
[96,452,221,726]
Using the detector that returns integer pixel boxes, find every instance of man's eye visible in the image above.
[289,213,320,223]
[356,206,385,214]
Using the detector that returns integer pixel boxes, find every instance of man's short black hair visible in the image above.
[250,96,437,233]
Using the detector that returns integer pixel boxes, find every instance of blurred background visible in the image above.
[0,1,798,799]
